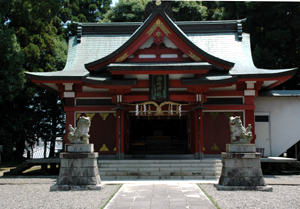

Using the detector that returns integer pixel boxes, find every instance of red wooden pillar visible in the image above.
[200,108,204,156]
[115,110,120,157]
[64,110,75,144]
[245,109,256,143]
[121,110,125,156]
[115,108,125,159]
[244,95,256,143]
[194,109,199,158]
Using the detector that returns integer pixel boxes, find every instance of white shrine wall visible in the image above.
[254,96,300,157]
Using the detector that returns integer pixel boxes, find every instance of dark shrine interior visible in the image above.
[130,116,189,154]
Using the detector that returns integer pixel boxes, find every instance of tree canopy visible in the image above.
[101,0,150,22]
[0,0,66,161]
[220,2,300,89]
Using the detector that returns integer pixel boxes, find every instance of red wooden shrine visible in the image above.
[26,2,296,159]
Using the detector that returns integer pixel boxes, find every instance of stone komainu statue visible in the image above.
[68,116,91,144]
[229,116,252,144]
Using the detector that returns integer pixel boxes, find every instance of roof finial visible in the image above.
[144,1,174,22]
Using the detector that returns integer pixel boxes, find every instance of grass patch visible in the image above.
[198,184,221,209]
[101,184,123,209]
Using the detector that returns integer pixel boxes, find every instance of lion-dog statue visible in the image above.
[68,116,91,144]
[229,116,252,144]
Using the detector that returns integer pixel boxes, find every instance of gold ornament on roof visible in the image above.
[156,0,161,6]
[146,18,172,37]
[115,52,129,62]
[188,51,202,61]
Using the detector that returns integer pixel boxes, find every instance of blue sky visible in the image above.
[111,0,119,7]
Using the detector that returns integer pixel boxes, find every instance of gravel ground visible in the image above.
[201,176,300,209]
[0,177,121,209]
[0,175,299,209]
[264,174,300,182]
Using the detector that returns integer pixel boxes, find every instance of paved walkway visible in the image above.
[104,182,216,209]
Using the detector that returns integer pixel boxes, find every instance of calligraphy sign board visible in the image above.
[149,75,169,101]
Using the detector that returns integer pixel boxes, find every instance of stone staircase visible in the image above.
[98,159,222,180]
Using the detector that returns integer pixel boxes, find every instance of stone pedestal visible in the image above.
[226,144,256,153]
[215,144,272,191]
[65,144,94,153]
[50,145,105,191]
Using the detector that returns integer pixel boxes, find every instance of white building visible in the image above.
[255,90,300,159]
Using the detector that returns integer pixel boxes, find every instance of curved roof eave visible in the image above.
[234,68,297,79]
[83,77,137,86]
[181,72,238,85]
[84,9,235,72]
[25,71,88,81]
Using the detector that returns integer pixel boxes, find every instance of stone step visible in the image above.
[98,162,222,168]
[97,159,222,180]
[99,171,221,176]
[98,159,221,164]
[99,167,222,172]
[101,175,221,180]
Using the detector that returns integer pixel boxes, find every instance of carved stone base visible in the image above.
[65,144,94,153]
[226,144,256,153]
[216,149,272,192]
[50,184,105,191]
[50,152,105,191]
[214,185,272,191]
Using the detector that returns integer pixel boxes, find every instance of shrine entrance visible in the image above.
[128,115,189,155]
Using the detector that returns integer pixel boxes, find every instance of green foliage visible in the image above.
[221,2,300,89]
[101,0,150,22]
[0,28,25,103]
[218,1,249,20]
[171,1,208,21]
[0,0,67,161]
[101,1,227,23]
[60,0,112,36]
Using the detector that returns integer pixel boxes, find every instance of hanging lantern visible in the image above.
[148,105,151,115]
[168,104,171,115]
[176,105,179,115]
[140,105,143,115]
[135,104,139,116]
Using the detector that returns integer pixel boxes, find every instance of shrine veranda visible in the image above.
[26,2,297,160]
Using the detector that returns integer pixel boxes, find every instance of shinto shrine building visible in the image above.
[26,2,296,159]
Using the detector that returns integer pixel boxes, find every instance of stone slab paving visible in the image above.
[104,182,216,209]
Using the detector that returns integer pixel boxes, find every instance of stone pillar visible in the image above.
[215,144,272,191]
[50,144,105,191]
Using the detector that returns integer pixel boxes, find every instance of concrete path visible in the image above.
[104,182,216,209]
